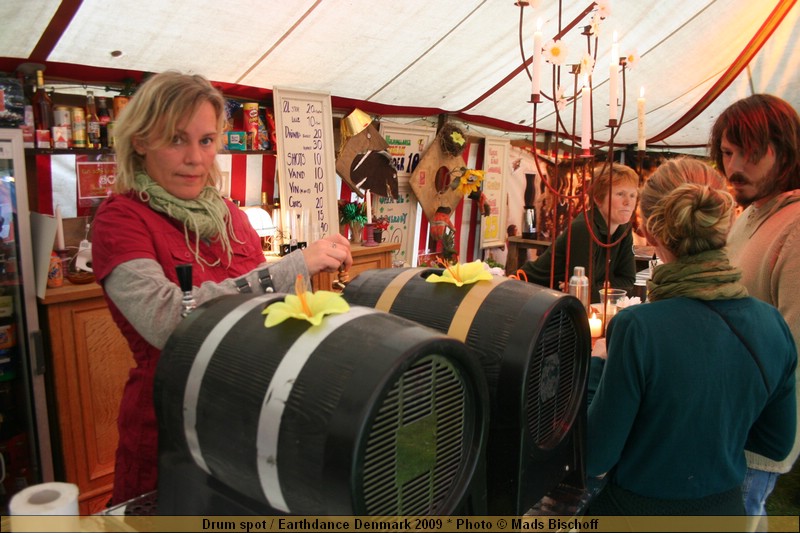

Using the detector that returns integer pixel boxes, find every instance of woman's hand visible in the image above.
[301,234,353,275]
[591,337,608,359]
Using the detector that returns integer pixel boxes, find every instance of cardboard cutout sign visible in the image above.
[409,125,466,223]
[336,122,398,198]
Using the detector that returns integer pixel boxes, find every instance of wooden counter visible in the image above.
[40,281,133,514]
[313,241,401,290]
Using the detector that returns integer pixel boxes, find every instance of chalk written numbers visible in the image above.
[273,87,337,238]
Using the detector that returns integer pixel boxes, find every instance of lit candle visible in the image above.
[365,190,372,224]
[637,86,646,151]
[532,18,543,98]
[589,312,603,338]
[581,76,591,152]
[609,31,619,122]
[55,205,65,250]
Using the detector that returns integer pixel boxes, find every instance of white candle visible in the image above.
[589,313,603,338]
[365,190,372,224]
[532,18,543,98]
[55,205,65,250]
[581,76,591,152]
[637,86,646,151]
[609,31,619,122]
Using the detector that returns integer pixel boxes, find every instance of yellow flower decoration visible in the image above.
[456,169,485,196]
[426,260,494,287]
[263,275,350,327]
[450,131,466,146]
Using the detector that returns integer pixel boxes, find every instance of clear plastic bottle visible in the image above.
[568,266,590,310]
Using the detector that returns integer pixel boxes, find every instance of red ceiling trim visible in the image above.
[29,0,83,62]
[648,0,797,144]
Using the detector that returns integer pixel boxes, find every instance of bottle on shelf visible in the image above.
[97,96,111,147]
[31,70,53,148]
[568,265,590,311]
[85,90,101,149]
[71,106,87,148]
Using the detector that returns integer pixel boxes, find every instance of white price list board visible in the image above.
[273,87,338,240]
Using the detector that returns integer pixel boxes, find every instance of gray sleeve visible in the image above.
[102,250,309,349]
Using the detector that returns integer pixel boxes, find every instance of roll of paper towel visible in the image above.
[10,482,80,532]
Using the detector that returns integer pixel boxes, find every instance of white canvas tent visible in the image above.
[1,0,798,152]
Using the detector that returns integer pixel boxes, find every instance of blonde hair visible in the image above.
[589,163,640,205]
[112,71,226,193]
[640,158,733,258]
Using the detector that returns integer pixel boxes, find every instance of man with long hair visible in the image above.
[710,94,800,522]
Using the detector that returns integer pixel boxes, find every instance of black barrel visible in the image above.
[343,267,591,514]
[155,292,489,516]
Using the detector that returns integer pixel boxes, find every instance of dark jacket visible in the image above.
[518,210,635,303]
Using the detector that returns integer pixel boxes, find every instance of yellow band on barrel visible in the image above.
[374,268,422,312]
[447,276,510,342]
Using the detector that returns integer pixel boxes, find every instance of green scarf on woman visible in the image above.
[132,171,242,267]
[647,248,748,302]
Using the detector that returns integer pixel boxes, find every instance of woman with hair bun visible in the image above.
[586,158,797,516]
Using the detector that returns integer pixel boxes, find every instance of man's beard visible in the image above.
[727,171,781,207]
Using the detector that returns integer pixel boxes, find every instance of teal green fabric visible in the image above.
[588,296,797,504]
[518,211,635,302]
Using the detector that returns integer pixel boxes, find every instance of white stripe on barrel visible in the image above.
[183,294,281,474]
[257,305,375,512]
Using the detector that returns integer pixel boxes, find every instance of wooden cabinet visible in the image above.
[313,242,401,291]
[40,282,133,514]
[504,236,552,275]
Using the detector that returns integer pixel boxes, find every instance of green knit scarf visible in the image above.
[133,171,241,267]
[647,248,748,302]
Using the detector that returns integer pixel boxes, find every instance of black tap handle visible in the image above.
[176,264,193,293]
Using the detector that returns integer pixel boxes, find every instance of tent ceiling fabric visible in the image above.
[1,0,798,151]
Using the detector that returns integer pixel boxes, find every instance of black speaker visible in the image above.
[343,267,590,514]
[154,293,489,515]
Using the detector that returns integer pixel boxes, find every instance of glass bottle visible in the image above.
[97,96,111,147]
[85,90,101,149]
[31,70,53,147]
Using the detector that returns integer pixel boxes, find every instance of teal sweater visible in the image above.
[588,296,797,500]
[518,211,635,303]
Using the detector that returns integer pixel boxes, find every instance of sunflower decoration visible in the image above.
[448,168,490,217]
[426,259,494,287]
[263,275,350,327]
[449,168,485,197]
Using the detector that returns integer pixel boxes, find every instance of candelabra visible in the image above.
[516,0,642,294]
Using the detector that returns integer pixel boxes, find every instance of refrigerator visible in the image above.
[0,127,53,512]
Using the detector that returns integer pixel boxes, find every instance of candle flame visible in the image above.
[640,86,645,98]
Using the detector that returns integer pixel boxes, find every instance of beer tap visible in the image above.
[176,264,197,317]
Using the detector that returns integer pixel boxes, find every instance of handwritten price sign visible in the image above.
[273,87,337,238]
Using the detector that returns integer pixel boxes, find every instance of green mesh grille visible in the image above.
[360,354,472,515]
[526,308,580,449]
